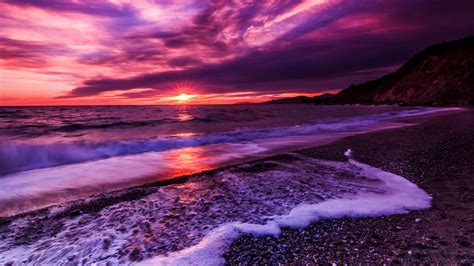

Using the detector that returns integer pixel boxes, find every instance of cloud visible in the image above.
[1,0,474,103]
[117,89,160,99]
[0,37,70,68]
[62,0,474,98]
[2,0,136,17]
[168,56,203,67]
[58,32,417,97]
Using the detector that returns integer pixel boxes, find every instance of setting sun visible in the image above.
[171,93,197,104]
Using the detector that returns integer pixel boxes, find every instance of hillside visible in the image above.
[332,36,474,105]
[267,36,474,106]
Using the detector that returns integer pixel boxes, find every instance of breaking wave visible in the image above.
[0,107,459,176]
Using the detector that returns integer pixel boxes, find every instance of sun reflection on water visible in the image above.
[176,106,193,121]
[163,146,214,178]
[177,113,193,121]
[171,132,197,137]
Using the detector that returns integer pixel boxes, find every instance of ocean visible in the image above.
[0,105,450,175]
[0,104,456,217]
[0,104,460,263]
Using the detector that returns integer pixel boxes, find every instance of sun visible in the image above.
[171,93,197,104]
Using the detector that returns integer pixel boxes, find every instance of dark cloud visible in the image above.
[118,89,160,99]
[77,45,165,67]
[168,57,203,67]
[58,32,421,97]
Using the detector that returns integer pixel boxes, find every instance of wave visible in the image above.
[0,109,30,119]
[0,150,432,264]
[55,118,214,132]
[141,151,432,265]
[2,117,216,138]
[56,120,171,131]
[0,107,459,176]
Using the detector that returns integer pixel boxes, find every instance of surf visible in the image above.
[0,107,459,176]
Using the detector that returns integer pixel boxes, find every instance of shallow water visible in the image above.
[0,105,436,176]
[0,105,458,216]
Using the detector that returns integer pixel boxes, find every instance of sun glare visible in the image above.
[171,93,197,104]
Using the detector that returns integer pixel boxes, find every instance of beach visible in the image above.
[3,1,474,264]
[226,108,474,264]
[0,108,472,264]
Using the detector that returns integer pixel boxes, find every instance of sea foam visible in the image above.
[141,150,431,265]
[0,151,431,265]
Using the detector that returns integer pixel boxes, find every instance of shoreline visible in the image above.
[225,108,474,264]
[0,108,471,264]
[0,122,409,221]
[0,107,461,218]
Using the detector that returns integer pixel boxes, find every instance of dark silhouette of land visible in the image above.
[266,36,474,106]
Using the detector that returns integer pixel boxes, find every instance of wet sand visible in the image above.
[225,108,474,264]
[1,153,392,264]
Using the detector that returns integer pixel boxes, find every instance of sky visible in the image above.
[1,0,473,105]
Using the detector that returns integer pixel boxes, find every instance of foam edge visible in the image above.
[139,149,432,266]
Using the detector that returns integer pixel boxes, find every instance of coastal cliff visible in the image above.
[267,36,474,106]
[332,36,474,105]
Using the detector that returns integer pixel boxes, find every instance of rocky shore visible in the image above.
[225,108,474,264]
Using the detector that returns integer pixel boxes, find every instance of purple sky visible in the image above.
[1,0,473,105]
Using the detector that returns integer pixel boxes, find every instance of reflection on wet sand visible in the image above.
[0,142,266,217]
[162,146,215,178]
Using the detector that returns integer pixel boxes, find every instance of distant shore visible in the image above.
[225,108,474,264]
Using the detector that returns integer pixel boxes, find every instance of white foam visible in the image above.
[344,148,353,157]
[141,150,431,265]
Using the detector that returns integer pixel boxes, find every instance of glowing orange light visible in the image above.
[170,93,197,104]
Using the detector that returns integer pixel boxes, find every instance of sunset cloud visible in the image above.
[1,0,473,105]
